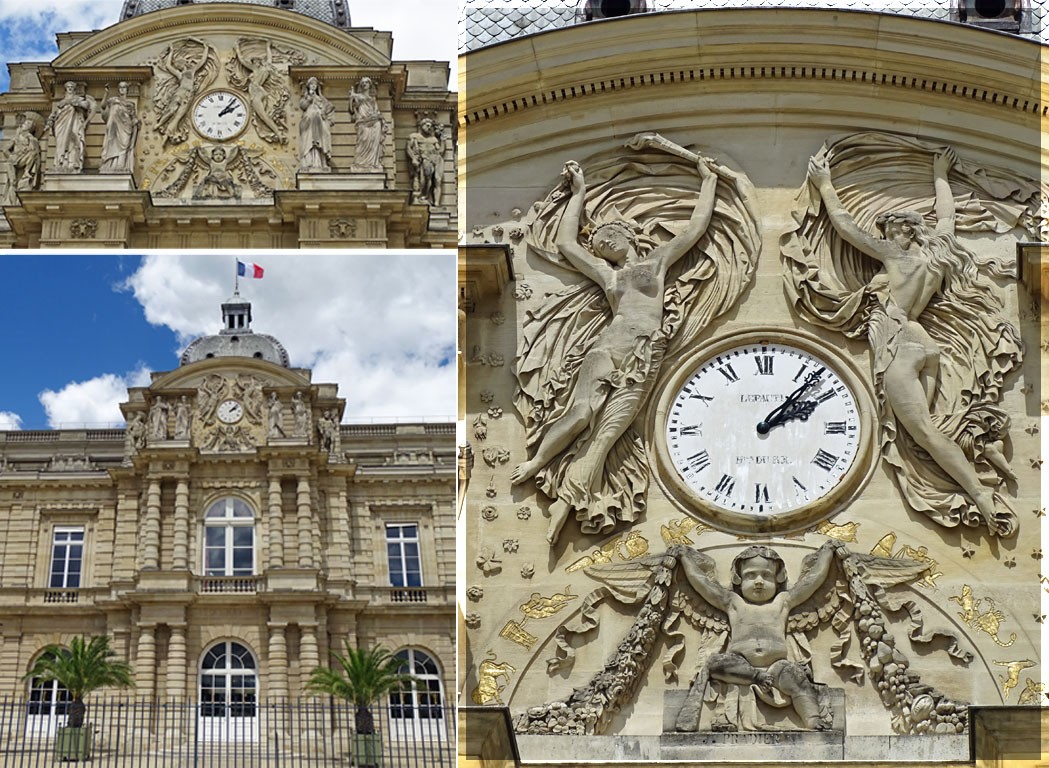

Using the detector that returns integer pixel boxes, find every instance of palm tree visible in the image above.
[23,635,134,728]
[306,643,416,735]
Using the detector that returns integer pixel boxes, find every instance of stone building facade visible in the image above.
[459,6,1047,765]
[0,295,456,728]
[0,0,456,248]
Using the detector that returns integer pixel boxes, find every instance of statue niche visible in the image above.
[782,132,1037,539]
[511,133,760,547]
[515,542,972,737]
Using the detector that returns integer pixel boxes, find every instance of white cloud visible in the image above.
[121,253,456,420]
[0,411,23,430]
[39,364,153,428]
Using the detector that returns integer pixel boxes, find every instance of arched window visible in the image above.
[25,651,71,737]
[203,498,254,577]
[199,641,258,742]
[389,649,445,738]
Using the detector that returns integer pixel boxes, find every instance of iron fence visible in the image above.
[0,697,454,767]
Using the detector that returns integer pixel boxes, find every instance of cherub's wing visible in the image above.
[583,554,670,603]
[847,552,932,588]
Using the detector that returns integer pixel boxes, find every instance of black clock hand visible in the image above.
[756,371,822,434]
[218,100,241,118]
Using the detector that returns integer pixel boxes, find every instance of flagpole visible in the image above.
[233,257,239,296]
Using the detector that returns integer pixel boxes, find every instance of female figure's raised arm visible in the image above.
[652,156,718,272]
[932,148,957,236]
[809,156,894,264]
[556,162,614,290]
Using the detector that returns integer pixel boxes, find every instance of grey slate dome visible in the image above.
[120,0,351,29]
[180,293,291,367]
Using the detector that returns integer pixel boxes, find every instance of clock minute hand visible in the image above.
[218,100,240,118]
[756,371,821,434]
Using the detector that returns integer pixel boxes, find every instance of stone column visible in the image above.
[172,479,189,569]
[267,624,289,699]
[165,625,187,699]
[142,480,161,570]
[135,625,156,697]
[299,624,319,684]
[296,476,313,568]
[268,477,284,569]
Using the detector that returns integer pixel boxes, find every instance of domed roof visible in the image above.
[120,0,351,29]
[180,293,290,367]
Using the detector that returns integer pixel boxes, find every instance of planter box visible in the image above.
[353,733,382,767]
[55,725,92,761]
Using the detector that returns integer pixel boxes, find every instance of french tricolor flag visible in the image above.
[237,260,264,279]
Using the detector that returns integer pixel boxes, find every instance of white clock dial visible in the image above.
[655,333,874,534]
[216,399,244,424]
[192,90,249,141]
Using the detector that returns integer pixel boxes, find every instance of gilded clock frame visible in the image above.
[650,327,877,536]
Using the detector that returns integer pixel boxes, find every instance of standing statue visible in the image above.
[152,38,216,145]
[406,114,444,205]
[123,412,146,464]
[267,393,286,438]
[784,133,1026,538]
[99,82,139,174]
[173,396,191,440]
[0,112,43,203]
[45,81,94,173]
[512,133,760,545]
[227,38,304,144]
[148,397,169,441]
[298,77,335,173]
[348,77,387,171]
[292,391,310,436]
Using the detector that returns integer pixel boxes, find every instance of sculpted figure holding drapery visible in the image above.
[0,112,42,202]
[512,133,760,546]
[783,132,1032,538]
[298,77,334,173]
[45,81,94,173]
[152,38,217,145]
[348,77,387,171]
[99,82,139,174]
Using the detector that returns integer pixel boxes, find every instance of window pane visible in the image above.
[232,527,253,547]
[232,548,252,571]
[205,527,225,546]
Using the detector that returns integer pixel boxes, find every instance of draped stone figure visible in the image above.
[152,38,216,145]
[227,38,304,144]
[99,82,139,174]
[298,77,335,173]
[511,133,760,546]
[0,112,42,202]
[348,77,386,171]
[782,132,1033,539]
[45,81,94,173]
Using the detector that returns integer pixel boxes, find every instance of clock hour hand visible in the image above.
[756,371,821,434]
[218,100,241,118]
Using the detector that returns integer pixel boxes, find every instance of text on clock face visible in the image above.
[665,343,861,516]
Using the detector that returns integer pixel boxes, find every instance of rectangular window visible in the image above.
[49,527,84,589]
[385,523,422,587]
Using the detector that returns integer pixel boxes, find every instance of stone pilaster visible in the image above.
[296,476,313,568]
[165,625,186,698]
[268,477,284,569]
[299,624,319,687]
[135,625,156,697]
[172,479,189,569]
[267,623,289,699]
[141,480,161,570]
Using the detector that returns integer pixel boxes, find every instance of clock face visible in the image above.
[216,399,244,424]
[192,90,249,141]
[655,332,874,533]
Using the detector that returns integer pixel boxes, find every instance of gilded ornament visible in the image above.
[499,621,538,650]
[471,653,515,705]
[949,585,1016,647]
[660,517,709,546]
[869,533,941,589]
[993,659,1036,700]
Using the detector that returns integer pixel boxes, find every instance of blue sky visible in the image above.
[0,1,457,92]
[0,253,456,430]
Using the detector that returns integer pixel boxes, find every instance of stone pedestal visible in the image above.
[297,172,386,191]
[42,173,136,192]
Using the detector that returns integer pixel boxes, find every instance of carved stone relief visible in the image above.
[226,38,305,145]
[150,38,218,145]
[0,112,42,203]
[153,143,276,200]
[783,132,1036,540]
[69,219,98,239]
[348,77,387,171]
[407,111,445,206]
[511,133,760,547]
[45,81,94,173]
[515,543,970,737]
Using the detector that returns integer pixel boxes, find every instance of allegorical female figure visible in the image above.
[785,132,1026,538]
[348,77,386,171]
[298,77,334,173]
[46,81,93,173]
[512,133,761,546]
[99,82,139,174]
[1,112,42,202]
